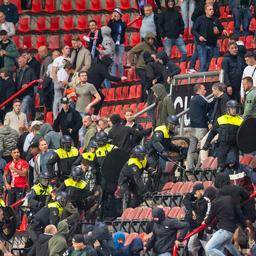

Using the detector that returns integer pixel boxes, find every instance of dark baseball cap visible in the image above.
[0,30,7,35]
[192,183,204,194]
[61,97,69,104]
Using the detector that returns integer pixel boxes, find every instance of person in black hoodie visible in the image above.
[192,4,227,72]
[222,40,246,101]
[145,207,189,255]
[87,56,127,114]
[158,0,187,61]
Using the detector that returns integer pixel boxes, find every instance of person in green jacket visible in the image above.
[242,76,256,119]
[0,30,19,72]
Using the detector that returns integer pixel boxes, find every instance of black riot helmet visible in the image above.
[87,140,98,152]
[226,100,240,116]
[95,131,108,147]
[71,166,84,181]
[131,145,147,161]
[56,191,68,207]
[39,172,52,187]
[166,115,178,134]
[60,135,73,151]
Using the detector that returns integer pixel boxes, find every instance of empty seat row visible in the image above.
[113,206,185,232]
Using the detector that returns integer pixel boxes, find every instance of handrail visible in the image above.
[172,191,256,256]
[0,79,40,110]
[10,198,25,208]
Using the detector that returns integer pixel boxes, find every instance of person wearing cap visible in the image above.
[183,183,208,256]
[53,96,82,146]
[145,207,188,255]
[71,35,91,73]
[128,32,157,101]
[4,98,28,134]
[108,8,127,77]
[0,29,19,72]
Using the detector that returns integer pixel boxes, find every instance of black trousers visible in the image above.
[136,68,147,101]
[94,89,105,115]
[217,143,239,168]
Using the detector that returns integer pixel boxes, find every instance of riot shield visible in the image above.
[237,118,256,153]
[101,149,130,192]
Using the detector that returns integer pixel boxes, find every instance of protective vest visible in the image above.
[96,144,116,158]
[128,157,147,169]
[48,201,63,216]
[64,178,87,190]
[82,152,96,162]
[55,147,79,159]
[217,115,243,126]
[154,125,172,139]
[32,183,53,196]
[0,199,5,207]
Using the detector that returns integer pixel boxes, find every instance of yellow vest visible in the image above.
[96,144,117,158]
[48,201,63,216]
[32,184,53,196]
[154,125,171,139]
[128,157,147,169]
[82,152,96,161]
[0,199,5,207]
[64,177,87,190]
[217,115,243,126]
[55,147,79,159]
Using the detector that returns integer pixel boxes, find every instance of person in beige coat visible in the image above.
[71,36,91,73]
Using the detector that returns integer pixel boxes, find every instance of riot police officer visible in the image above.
[28,172,53,214]
[118,145,149,208]
[203,100,243,172]
[58,166,89,210]
[47,135,79,182]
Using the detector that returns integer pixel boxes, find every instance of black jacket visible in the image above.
[109,123,151,152]
[0,3,19,24]
[87,56,121,90]
[189,94,209,128]
[146,217,188,254]
[222,53,246,88]
[192,15,223,46]
[30,233,52,256]
[158,7,185,39]
[205,195,245,233]
[107,19,126,44]
[28,57,41,79]
[53,107,82,144]
[16,66,37,98]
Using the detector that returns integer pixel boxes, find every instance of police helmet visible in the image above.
[226,100,239,115]
[95,131,108,146]
[131,145,147,160]
[88,140,98,149]
[56,191,68,206]
[166,115,179,126]
[71,166,83,181]
[60,135,73,151]
[39,172,52,187]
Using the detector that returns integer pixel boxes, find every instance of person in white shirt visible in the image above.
[0,11,14,36]
[241,51,256,103]
[53,61,74,119]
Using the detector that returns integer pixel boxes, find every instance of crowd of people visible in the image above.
[0,0,254,255]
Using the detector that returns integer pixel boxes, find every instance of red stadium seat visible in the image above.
[245,35,254,49]
[200,157,215,170]
[248,157,256,169]
[130,16,142,30]
[63,16,74,31]
[209,57,217,71]
[114,105,123,115]
[130,32,141,47]
[105,0,116,11]
[120,0,131,10]
[76,0,86,11]
[36,36,47,48]
[63,34,73,47]
[129,103,137,113]
[180,61,187,74]
[136,84,142,99]
[18,17,30,33]
[12,36,20,48]
[227,21,234,34]
[115,87,124,100]
[99,106,109,117]
[129,85,137,99]
[88,0,101,11]
[45,112,53,125]
[45,0,56,13]
[36,17,47,32]
[240,155,254,165]
[106,88,115,101]
[49,35,60,50]
[31,0,41,13]
[168,207,181,218]
[77,16,88,31]
[161,182,174,193]
[203,181,213,188]
[62,0,72,12]
[22,36,32,49]
[125,233,138,246]
[50,16,60,32]
[122,86,129,100]
[91,15,102,28]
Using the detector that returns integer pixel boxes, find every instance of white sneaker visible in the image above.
[187,69,197,74]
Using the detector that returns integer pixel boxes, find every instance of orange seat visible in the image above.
[76,0,86,11]
[63,16,74,31]
[50,16,60,32]
[62,0,72,12]
[45,0,56,13]
[18,17,30,33]
[36,16,47,32]
[77,16,88,31]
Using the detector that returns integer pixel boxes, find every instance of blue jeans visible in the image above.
[163,37,187,62]
[21,95,33,119]
[197,44,214,72]
[180,0,195,28]
[205,229,241,256]
[112,44,125,76]
[233,7,252,36]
